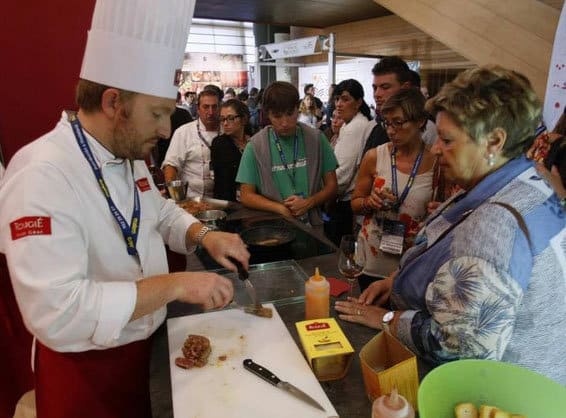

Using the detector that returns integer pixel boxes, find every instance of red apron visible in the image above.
[34,338,152,418]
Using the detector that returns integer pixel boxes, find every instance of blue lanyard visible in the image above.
[272,128,299,193]
[69,113,140,256]
[390,144,425,211]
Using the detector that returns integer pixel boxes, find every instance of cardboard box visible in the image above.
[359,331,419,410]
[295,318,354,381]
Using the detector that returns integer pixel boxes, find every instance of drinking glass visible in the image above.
[337,234,366,297]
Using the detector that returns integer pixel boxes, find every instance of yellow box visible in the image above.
[295,318,355,381]
[359,332,419,410]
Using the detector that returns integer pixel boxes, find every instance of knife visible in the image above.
[243,358,326,412]
[230,257,261,308]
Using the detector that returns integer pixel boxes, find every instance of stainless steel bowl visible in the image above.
[195,209,227,230]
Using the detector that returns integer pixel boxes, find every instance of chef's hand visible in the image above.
[201,231,250,272]
[176,272,234,310]
[335,297,386,329]
[358,272,395,306]
[283,194,312,217]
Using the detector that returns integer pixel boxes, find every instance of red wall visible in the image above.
[0,1,96,164]
[0,3,95,416]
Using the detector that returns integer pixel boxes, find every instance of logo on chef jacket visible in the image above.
[10,216,52,240]
[306,322,330,332]
[136,177,151,192]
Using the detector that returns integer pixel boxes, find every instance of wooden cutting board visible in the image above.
[167,304,339,418]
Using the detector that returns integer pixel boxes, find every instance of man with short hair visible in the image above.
[362,56,438,155]
[0,2,249,417]
[236,81,338,226]
[162,89,220,199]
[362,56,411,156]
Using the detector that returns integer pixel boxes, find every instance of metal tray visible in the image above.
[213,259,308,306]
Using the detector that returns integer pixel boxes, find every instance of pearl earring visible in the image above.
[487,153,496,167]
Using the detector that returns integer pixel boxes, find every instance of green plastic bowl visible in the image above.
[418,360,566,418]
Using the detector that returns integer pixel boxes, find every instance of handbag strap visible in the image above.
[491,201,533,253]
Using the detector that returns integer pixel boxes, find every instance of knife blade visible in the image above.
[230,257,261,308]
[243,358,326,412]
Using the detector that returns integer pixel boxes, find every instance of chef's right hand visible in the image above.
[358,272,395,306]
[176,272,234,310]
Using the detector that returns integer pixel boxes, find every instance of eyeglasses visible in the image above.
[383,119,409,129]
[219,115,241,123]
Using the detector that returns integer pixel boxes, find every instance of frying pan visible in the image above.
[240,225,296,247]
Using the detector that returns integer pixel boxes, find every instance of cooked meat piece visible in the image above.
[175,334,211,369]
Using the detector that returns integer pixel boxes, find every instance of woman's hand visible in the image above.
[358,273,394,306]
[335,297,387,329]
[365,186,397,211]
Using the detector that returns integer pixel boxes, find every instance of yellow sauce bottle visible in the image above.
[305,268,330,320]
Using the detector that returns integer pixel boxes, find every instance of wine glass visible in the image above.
[337,234,366,298]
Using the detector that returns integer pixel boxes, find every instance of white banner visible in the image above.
[264,36,319,59]
[543,5,566,129]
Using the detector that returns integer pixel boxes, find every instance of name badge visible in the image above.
[379,219,405,255]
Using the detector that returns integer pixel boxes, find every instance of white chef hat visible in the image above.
[80,0,195,99]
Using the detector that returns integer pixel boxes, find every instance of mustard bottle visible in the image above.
[371,388,415,418]
[305,267,330,320]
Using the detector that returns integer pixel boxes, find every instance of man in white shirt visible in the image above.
[0,2,249,417]
[162,89,220,199]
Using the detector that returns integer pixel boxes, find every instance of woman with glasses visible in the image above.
[350,88,436,291]
[210,99,250,201]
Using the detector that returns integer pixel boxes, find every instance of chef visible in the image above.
[0,1,249,417]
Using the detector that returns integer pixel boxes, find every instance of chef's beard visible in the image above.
[111,105,153,160]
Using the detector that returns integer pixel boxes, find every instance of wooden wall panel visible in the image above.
[292,15,473,70]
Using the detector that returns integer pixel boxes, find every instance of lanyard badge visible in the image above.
[69,112,140,256]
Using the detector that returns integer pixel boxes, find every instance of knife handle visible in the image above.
[229,257,249,280]
[243,359,281,386]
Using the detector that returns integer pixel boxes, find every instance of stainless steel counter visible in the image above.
[150,209,401,418]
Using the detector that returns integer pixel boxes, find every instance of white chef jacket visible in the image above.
[161,119,218,199]
[0,112,198,352]
[334,112,370,200]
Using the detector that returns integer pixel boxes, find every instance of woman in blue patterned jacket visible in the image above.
[335,65,566,384]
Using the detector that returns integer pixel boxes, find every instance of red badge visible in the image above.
[136,177,151,192]
[10,216,52,241]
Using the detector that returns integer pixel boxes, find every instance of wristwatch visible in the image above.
[382,310,396,334]
[195,225,211,246]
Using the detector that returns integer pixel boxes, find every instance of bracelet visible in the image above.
[195,225,211,246]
